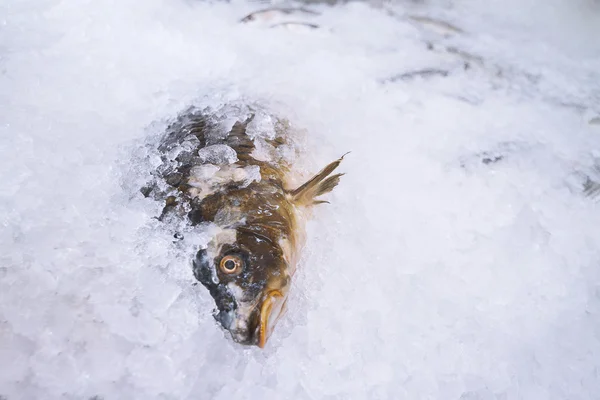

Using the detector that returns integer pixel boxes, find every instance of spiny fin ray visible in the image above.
[290,152,349,206]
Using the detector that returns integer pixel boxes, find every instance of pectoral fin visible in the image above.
[290,152,348,206]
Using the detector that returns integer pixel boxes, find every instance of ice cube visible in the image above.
[197,144,238,165]
[136,267,182,316]
[190,164,220,181]
[246,111,276,140]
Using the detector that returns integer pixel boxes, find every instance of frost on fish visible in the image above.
[140,104,299,221]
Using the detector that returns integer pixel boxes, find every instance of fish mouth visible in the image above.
[258,290,286,348]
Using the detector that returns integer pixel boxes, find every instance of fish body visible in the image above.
[240,7,320,24]
[408,15,464,36]
[143,104,344,347]
[240,7,321,31]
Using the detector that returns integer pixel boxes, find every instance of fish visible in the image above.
[382,67,449,83]
[239,7,320,24]
[270,21,320,31]
[407,15,464,36]
[142,104,346,348]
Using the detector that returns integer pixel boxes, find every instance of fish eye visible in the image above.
[219,255,243,275]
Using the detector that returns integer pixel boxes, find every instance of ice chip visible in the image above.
[240,165,262,186]
[137,267,182,315]
[218,117,242,136]
[198,144,238,165]
[246,111,276,140]
[164,135,200,162]
[190,164,220,180]
[182,134,201,148]
[211,165,262,188]
[251,138,276,162]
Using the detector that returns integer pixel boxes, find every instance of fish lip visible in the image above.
[258,290,285,348]
[215,307,260,346]
[214,308,235,332]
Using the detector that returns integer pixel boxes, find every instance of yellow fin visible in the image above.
[290,152,348,206]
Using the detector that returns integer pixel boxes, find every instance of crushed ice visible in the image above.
[2,0,600,398]
[197,144,238,165]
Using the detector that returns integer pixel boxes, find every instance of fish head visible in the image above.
[193,228,291,348]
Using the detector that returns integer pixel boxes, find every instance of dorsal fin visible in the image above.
[289,152,348,206]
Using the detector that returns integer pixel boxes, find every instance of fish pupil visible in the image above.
[224,260,236,271]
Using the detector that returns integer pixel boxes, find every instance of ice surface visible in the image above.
[1,0,600,399]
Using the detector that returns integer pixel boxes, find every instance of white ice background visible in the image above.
[1,0,600,398]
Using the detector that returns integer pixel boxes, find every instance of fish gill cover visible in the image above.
[1,0,600,399]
